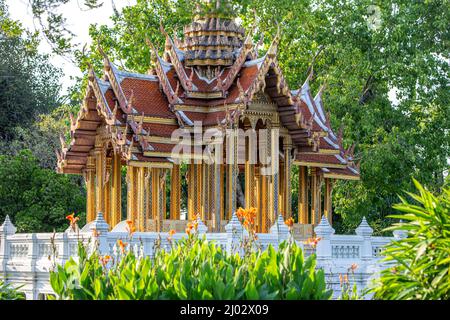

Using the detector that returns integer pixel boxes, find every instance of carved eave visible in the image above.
[99,51,134,114]
[220,32,255,91]
[165,34,196,93]
[148,40,183,106]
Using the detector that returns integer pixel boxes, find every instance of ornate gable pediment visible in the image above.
[247,92,277,112]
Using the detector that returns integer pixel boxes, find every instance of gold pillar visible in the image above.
[136,167,145,231]
[299,166,308,224]
[151,168,165,231]
[268,125,280,228]
[324,178,333,224]
[103,157,112,225]
[85,156,96,223]
[283,141,293,219]
[144,168,152,228]
[110,153,122,228]
[226,128,238,218]
[201,163,209,221]
[245,136,256,210]
[170,164,181,220]
[311,168,322,225]
[187,161,203,220]
[126,166,138,223]
[95,145,105,215]
[255,168,262,232]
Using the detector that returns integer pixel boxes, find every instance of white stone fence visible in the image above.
[0,213,404,300]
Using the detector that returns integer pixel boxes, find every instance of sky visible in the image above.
[6,0,136,93]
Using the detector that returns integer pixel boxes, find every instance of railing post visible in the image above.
[355,217,374,262]
[270,214,289,244]
[90,212,110,256]
[314,216,335,262]
[225,212,243,255]
[196,216,208,235]
[0,215,16,280]
[393,220,408,240]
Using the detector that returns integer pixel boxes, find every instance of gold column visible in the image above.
[255,168,262,232]
[110,153,122,228]
[151,168,165,231]
[201,163,209,221]
[245,136,256,210]
[194,163,203,218]
[226,128,238,218]
[170,164,181,220]
[299,166,308,224]
[126,166,138,223]
[95,144,105,215]
[187,163,194,220]
[279,161,285,215]
[311,168,322,225]
[144,168,152,228]
[136,167,145,231]
[324,178,333,225]
[103,157,112,225]
[85,156,96,223]
[187,161,202,220]
[220,164,225,221]
[268,125,280,228]
[283,140,293,219]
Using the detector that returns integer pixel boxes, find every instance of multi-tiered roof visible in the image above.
[57,0,359,181]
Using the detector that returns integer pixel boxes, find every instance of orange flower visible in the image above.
[339,274,343,286]
[185,227,191,235]
[168,229,176,240]
[236,207,246,221]
[100,255,111,267]
[66,213,79,225]
[285,217,294,228]
[349,263,358,272]
[343,274,349,284]
[117,239,127,253]
[92,228,100,237]
[304,237,322,248]
[126,220,136,235]
[66,213,75,223]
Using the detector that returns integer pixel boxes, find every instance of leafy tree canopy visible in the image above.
[0,150,86,233]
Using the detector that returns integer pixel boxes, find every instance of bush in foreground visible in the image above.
[50,236,332,300]
[369,180,450,300]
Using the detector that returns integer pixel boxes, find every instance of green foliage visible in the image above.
[369,179,450,300]
[0,6,62,142]
[0,150,86,232]
[0,281,25,300]
[50,237,332,300]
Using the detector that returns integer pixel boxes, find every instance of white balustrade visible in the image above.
[0,212,397,300]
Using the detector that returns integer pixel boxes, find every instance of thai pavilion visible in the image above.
[56,0,359,237]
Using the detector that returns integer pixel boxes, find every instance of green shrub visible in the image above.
[0,281,25,300]
[369,179,450,300]
[50,237,332,300]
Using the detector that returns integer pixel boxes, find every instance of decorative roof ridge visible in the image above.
[147,39,183,106]
[219,31,255,91]
[112,65,159,82]
[164,33,197,91]
[87,71,117,126]
[98,48,134,114]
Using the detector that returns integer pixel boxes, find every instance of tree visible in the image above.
[0,150,86,233]
[0,1,62,143]
[83,0,448,234]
